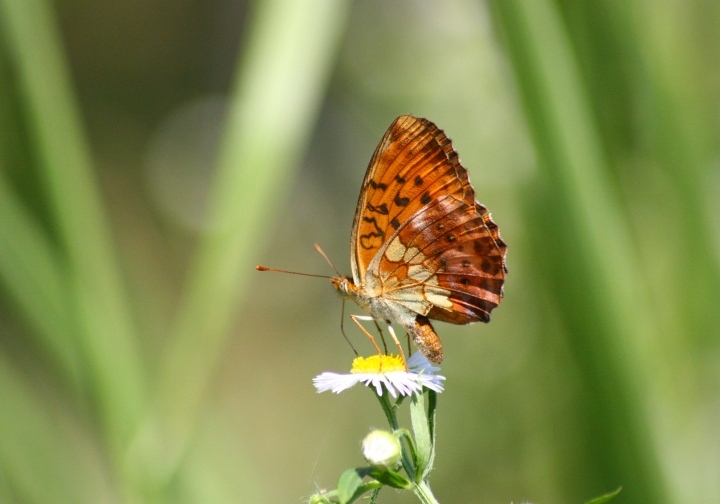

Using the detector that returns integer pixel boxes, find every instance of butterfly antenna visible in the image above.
[314,243,341,276]
[255,265,332,279]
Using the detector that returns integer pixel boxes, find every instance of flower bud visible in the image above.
[362,429,401,469]
[308,493,332,504]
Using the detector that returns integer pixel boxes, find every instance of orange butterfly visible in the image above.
[260,115,507,364]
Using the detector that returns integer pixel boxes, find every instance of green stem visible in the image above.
[394,429,419,469]
[375,392,398,430]
[375,392,415,480]
[412,479,440,504]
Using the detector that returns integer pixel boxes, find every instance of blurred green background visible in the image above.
[1,0,718,502]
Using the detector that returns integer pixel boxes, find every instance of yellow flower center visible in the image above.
[351,354,406,373]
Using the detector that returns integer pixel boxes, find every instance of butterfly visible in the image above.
[329,115,507,364]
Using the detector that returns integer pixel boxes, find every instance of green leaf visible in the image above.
[425,390,438,477]
[409,392,432,481]
[350,483,383,504]
[584,487,622,504]
[337,467,371,504]
[369,468,412,490]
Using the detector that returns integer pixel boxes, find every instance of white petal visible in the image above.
[313,354,445,397]
[313,372,361,394]
[407,353,441,374]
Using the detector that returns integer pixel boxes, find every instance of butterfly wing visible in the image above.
[351,115,470,283]
[350,115,507,323]
[350,115,426,285]
[379,198,507,323]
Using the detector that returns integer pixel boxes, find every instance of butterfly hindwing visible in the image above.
[377,194,506,323]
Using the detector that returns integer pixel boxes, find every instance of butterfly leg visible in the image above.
[373,319,389,354]
[349,315,385,357]
[339,299,359,356]
[385,324,409,370]
[350,316,409,370]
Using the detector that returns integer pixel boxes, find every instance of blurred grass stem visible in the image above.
[0,0,146,488]
[138,0,351,489]
[491,1,670,502]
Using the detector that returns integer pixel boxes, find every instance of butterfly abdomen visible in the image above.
[407,316,443,364]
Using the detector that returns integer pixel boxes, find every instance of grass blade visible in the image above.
[0,355,112,503]
[490,1,669,501]
[137,0,351,485]
[0,0,146,465]
[0,170,81,387]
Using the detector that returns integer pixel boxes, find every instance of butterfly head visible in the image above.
[330,275,356,297]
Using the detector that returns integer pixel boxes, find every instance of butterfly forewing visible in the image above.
[351,116,476,283]
[351,115,507,326]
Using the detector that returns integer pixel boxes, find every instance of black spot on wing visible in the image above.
[369,180,387,191]
[368,202,389,215]
[360,216,385,249]
[394,195,410,207]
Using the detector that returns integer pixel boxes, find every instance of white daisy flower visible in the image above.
[313,353,445,398]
